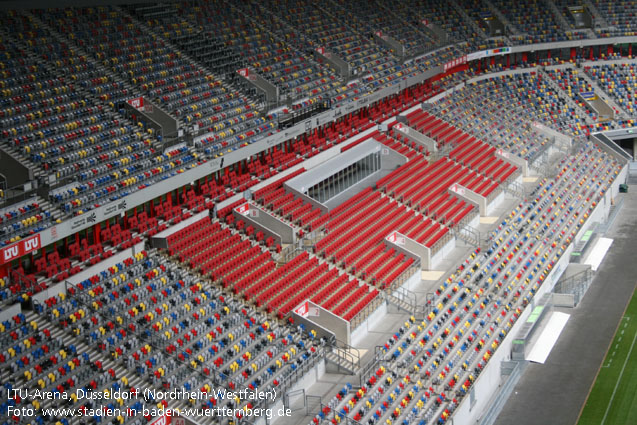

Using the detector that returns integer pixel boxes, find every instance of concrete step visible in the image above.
[385,293,415,314]
[325,350,358,374]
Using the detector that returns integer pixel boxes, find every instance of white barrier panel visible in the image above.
[583,237,613,271]
[525,312,570,364]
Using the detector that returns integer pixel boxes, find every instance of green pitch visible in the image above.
[577,288,637,425]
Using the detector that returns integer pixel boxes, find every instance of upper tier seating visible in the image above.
[37,6,275,154]
[259,0,419,90]
[553,0,588,30]
[127,2,242,77]
[389,0,486,51]
[454,0,508,48]
[491,0,585,43]
[0,12,200,215]
[593,0,637,37]
[585,63,637,117]
[331,0,437,57]
[169,0,353,106]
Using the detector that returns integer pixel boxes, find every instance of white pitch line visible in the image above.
[600,330,637,425]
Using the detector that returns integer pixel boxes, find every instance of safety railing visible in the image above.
[431,229,453,255]
[454,224,481,247]
[329,338,362,373]
[387,258,421,290]
[350,294,384,331]
[553,267,594,306]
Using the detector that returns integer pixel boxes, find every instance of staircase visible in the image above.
[454,224,481,246]
[539,68,596,126]
[383,286,430,319]
[483,0,522,35]
[542,0,573,31]
[115,5,267,130]
[431,142,454,161]
[450,0,490,40]
[577,66,632,119]
[325,339,361,374]
[583,0,610,28]
[503,180,526,199]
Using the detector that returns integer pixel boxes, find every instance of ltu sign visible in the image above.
[3,245,19,263]
[127,97,144,109]
[0,234,41,265]
[24,236,40,252]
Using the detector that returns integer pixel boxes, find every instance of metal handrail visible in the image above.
[350,295,383,330]
[387,258,421,290]
[334,339,361,368]
[554,267,593,294]
[389,285,418,307]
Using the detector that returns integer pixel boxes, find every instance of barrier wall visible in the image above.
[393,121,437,152]
[573,163,628,244]
[496,148,530,176]
[351,299,390,347]
[232,203,290,245]
[552,293,575,307]
[486,191,505,217]
[292,299,351,344]
[449,183,486,216]
[384,231,430,269]
[429,236,456,270]
[150,210,209,249]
